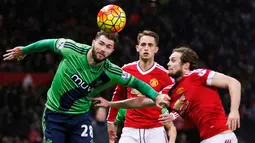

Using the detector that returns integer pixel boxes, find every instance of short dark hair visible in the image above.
[137,30,159,46]
[95,30,119,44]
[173,46,199,70]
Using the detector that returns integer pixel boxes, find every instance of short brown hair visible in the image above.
[137,30,159,46]
[173,46,199,70]
[95,30,119,44]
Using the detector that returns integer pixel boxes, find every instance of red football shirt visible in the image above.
[161,69,229,140]
[107,61,174,128]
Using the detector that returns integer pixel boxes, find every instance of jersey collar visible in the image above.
[136,61,156,75]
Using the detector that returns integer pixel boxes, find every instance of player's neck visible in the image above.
[138,59,155,72]
[87,49,102,66]
[175,70,191,82]
[183,69,191,75]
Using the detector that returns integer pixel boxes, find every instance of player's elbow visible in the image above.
[228,77,241,91]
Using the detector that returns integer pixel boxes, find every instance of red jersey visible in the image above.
[161,69,229,140]
[107,61,174,128]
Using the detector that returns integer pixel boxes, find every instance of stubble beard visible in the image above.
[168,69,183,81]
[92,47,104,64]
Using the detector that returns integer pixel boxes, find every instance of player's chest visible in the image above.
[62,59,111,87]
[168,80,195,114]
[127,71,166,97]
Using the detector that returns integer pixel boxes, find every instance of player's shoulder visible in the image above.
[184,68,213,77]
[121,61,137,70]
[155,63,175,82]
[160,83,175,94]
[104,60,123,76]
[56,38,91,54]
[155,62,169,74]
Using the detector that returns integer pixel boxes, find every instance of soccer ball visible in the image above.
[97,4,126,33]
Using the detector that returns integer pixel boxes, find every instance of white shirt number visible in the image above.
[81,125,93,138]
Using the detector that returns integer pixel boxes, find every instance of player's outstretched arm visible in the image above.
[108,66,170,108]
[121,76,171,108]
[90,96,155,109]
[3,39,57,61]
[3,46,26,61]
[210,72,241,131]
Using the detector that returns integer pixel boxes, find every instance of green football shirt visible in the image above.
[22,39,159,114]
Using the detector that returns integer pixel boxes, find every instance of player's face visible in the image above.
[136,36,158,61]
[167,52,184,78]
[92,35,115,63]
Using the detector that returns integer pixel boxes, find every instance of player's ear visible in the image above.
[183,62,190,70]
[92,40,95,47]
[135,45,139,52]
[154,46,159,54]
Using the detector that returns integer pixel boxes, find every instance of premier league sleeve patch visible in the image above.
[56,38,66,50]
[121,71,130,80]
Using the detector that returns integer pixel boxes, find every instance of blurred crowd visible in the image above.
[0,0,254,142]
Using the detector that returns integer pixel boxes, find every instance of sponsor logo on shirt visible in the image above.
[172,94,189,115]
[71,74,94,92]
[150,78,158,87]
[173,94,185,111]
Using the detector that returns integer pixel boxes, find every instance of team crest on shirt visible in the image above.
[150,78,158,87]
[176,87,184,95]
[94,80,103,87]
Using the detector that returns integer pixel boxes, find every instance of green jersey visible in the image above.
[22,39,159,114]
[115,108,127,123]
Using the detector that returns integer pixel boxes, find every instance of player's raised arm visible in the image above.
[3,39,57,61]
[210,71,241,131]
[3,38,83,61]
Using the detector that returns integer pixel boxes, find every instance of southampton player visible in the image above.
[3,31,170,143]
[107,30,175,143]
[92,46,241,143]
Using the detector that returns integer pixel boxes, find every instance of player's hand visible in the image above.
[107,122,117,141]
[3,46,26,61]
[155,94,170,108]
[226,110,240,131]
[159,112,180,125]
[89,97,109,107]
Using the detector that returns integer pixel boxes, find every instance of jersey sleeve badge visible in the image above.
[121,71,130,79]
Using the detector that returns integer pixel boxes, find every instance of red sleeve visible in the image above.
[192,69,216,86]
[107,84,127,122]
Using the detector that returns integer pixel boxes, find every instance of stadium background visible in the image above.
[0,0,254,142]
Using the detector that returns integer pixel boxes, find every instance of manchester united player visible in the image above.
[107,30,175,143]
[160,47,241,143]
[93,46,241,143]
